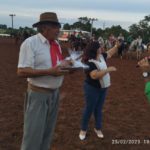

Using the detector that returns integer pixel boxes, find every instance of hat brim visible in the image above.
[32,21,61,28]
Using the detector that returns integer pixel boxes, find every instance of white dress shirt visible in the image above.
[18,33,64,89]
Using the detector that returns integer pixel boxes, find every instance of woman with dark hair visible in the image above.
[79,41,120,140]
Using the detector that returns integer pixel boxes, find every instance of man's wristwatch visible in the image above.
[142,72,149,78]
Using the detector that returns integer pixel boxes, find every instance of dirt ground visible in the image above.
[0,38,150,150]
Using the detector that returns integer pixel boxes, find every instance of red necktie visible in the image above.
[49,40,63,67]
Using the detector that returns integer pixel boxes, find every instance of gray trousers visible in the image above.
[21,88,60,150]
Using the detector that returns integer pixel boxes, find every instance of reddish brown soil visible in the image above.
[0,38,150,150]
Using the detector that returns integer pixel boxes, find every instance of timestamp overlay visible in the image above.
[112,139,150,145]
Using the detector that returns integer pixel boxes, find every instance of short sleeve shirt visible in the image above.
[18,33,64,89]
[85,53,107,88]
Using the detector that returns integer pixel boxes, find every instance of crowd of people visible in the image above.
[67,31,150,61]
[17,12,150,150]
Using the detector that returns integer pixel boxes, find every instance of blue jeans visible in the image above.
[81,82,107,131]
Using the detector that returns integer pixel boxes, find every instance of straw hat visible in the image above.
[32,12,61,27]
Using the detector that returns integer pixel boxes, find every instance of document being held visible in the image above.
[63,50,89,70]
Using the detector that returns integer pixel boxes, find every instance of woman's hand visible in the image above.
[90,66,117,80]
[107,66,117,72]
[107,40,121,58]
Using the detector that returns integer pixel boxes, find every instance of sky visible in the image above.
[0,0,150,30]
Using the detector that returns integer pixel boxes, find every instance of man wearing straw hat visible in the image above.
[17,12,71,150]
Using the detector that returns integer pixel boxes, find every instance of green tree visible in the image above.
[63,23,71,30]
[63,17,92,32]
[0,24,7,29]
[62,16,129,40]
[129,15,150,43]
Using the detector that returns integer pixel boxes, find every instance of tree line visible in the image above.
[63,15,150,43]
[0,14,149,43]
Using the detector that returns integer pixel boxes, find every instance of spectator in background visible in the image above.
[91,34,97,42]
[98,36,105,52]
[22,30,30,41]
[118,33,124,41]
[136,36,143,60]
[117,33,125,59]
[109,34,116,48]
